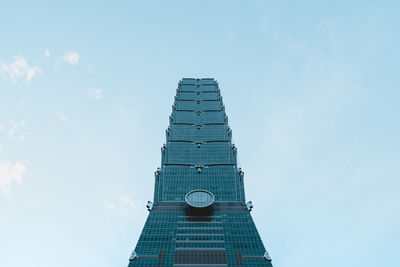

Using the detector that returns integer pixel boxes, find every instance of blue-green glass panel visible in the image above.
[159,165,239,202]
[168,124,230,141]
[163,142,235,165]
[172,110,226,124]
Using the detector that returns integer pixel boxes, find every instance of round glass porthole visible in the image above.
[185,189,215,208]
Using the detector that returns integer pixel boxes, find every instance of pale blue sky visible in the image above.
[1,1,399,267]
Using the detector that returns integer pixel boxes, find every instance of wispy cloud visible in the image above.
[104,194,143,218]
[54,112,68,121]
[103,188,146,230]
[45,49,51,57]
[26,67,41,82]
[89,89,102,100]
[63,51,79,65]
[8,120,30,142]
[0,115,30,142]
[0,160,26,196]
[0,56,41,83]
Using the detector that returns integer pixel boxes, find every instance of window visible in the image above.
[157,250,167,264]
[234,250,244,264]
[174,249,227,264]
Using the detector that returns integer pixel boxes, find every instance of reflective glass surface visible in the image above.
[129,78,272,266]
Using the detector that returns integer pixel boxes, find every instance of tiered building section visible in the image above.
[128,78,272,266]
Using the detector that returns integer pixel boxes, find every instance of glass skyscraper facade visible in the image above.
[128,78,272,266]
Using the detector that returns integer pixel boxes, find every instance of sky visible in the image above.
[1,1,399,266]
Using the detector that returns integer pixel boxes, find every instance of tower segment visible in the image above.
[128,78,272,266]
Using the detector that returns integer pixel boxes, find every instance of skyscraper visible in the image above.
[128,78,272,266]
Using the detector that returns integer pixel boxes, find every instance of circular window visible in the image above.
[185,189,215,208]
